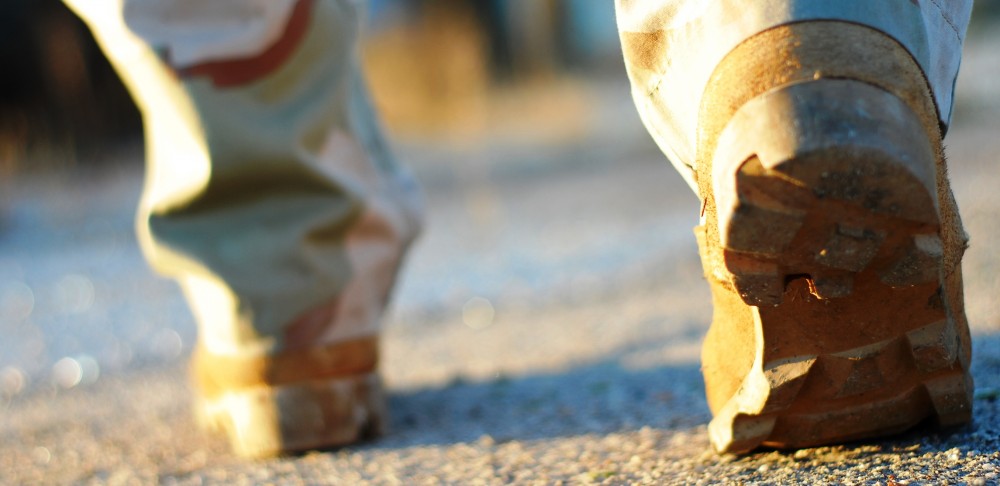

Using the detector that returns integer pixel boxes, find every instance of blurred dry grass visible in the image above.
[362,5,491,139]
[361,4,594,147]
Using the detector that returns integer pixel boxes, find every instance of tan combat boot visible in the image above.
[696,22,973,454]
[192,337,387,458]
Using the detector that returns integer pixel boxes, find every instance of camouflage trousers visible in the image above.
[63,0,972,359]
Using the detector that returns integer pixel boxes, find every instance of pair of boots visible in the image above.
[201,21,974,458]
[70,0,974,458]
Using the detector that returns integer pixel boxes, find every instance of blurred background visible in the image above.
[0,0,625,171]
[0,0,998,403]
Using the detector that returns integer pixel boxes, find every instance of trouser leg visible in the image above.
[62,0,422,358]
[615,0,973,192]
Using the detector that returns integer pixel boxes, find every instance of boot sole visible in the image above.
[703,80,973,453]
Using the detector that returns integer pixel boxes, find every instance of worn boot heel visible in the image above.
[192,338,387,459]
[196,372,387,459]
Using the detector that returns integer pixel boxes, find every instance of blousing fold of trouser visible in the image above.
[615,0,973,194]
[62,0,423,357]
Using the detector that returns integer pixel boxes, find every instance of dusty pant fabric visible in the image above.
[63,0,422,358]
[63,0,972,359]
[616,0,973,191]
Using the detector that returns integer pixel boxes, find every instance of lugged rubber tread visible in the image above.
[706,316,970,453]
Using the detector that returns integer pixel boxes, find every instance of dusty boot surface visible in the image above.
[696,22,973,454]
[192,338,387,459]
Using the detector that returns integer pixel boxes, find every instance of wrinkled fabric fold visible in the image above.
[63,0,421,357]
[616,0,973,192]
